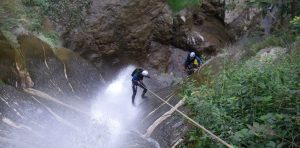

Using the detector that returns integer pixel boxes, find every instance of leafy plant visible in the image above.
[181,38,300,147]
[290,16,300,34]
[0,0,43,32]
[167,0,202,13]
[248,34,295,55]
[43,31,59,45]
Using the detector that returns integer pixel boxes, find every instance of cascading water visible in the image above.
[89,66,143,147]
[75,65,160,148]
[62,65,160,148]
[5,66,161,148]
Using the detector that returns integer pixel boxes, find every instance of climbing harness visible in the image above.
[139,83,234,148]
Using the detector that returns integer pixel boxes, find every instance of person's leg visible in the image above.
[139,82,148,98]
[187,66,193,75]
[132,82,137,105]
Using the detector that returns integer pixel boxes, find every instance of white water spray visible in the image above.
[89,65,145,147]
[5,66,160,148]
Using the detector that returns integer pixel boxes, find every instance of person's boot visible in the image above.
[141,94,148,99]
[142,88,148,99]
[132,96,135,106]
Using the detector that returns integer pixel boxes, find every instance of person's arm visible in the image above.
[196,55,203,65]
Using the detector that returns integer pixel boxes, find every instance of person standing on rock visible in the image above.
[131,68,150,105]
[184,52,203,75]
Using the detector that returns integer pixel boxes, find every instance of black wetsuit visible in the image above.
[131,72,149,105]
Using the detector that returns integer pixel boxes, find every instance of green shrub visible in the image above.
[1,0,92,33]
[44,31,59,43]
[181,45,300,147]
[167,0,202,13]
[40,0,92,28]
[22,0,49,8]
[248,34,295,55]
[0,0,43,32]
[290,16,300,34]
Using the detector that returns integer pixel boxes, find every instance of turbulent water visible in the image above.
[5,66,159,148]
[89,65,147,147]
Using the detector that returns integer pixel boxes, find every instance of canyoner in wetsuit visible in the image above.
[131,68,150,105]
[184,52,203,75]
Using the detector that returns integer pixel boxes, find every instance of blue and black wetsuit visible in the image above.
[132,72,149,105]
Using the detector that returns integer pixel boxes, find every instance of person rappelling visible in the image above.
[184,51,203,75]
[131,68,150,105]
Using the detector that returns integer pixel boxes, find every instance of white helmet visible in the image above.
[190,52,196,58]
[142,70,149,76]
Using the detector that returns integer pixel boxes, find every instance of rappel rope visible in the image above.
[139,83,233,148]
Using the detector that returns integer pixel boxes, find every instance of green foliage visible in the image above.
[0,6,4,16]
[248,34,295,55]
[290,16,300,34]
[43,31,59,45]
[0,0,92,48]
[225,2,237,11]
[0,80,4,85]
[182,41,300,147]
[167,0,202,13]
[0,1,23,31]
[247,0,274,8]
[22,0,92,28]
[246,0,300,17]
[245,0,272,15]
[25,8,44,31]
[0,0,43,32]
[22,0,49,7]
[0,0,91,33]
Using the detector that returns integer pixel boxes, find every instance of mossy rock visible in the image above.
[18,34,54,58]
[0,31,19,85]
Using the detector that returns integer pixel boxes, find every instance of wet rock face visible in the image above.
[0,85,87,148]
[224,0,262,38]
[144,42,188,86]
[0,32,109,147]
[153,2,232,55]
[0,31,103,101]
[64,0,233,80]
[64,0,165,74]
[18,34,103,101]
